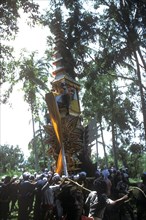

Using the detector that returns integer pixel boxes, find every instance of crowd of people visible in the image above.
[0,167,146,220]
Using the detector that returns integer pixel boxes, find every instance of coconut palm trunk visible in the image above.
[31,104,39,171]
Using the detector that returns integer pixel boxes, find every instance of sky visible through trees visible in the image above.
[1,1,49,158]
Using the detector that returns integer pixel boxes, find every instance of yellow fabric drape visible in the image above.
[45,92,63,174]
[55,149,63,174]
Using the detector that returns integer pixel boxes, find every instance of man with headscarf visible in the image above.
[85,177,129,220]
[18,172,36,220]
[0,176,11,220]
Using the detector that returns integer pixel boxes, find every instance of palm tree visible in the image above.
[18,51,50,170]
[93,0,146,139]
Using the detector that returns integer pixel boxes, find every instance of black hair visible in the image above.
[141,172,146,181]
[93,177,108,194]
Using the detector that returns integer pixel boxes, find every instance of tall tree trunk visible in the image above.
[134,50,146,141]
[137,47,146,72]
[39,121,46,167]
[111,121,118,169]
[110,82,118,169]
[100,121,108,168]
[31,105,39,171]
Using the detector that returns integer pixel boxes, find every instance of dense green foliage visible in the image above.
[0,144,24,174]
